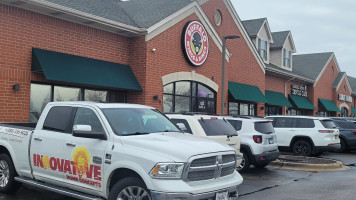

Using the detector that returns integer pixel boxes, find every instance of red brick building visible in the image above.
[1,0,355,123]
[0,0,267,122]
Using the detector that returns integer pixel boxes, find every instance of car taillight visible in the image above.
[352,130,356,135]
[253,136,262,143]
[210,117,218,120]
[318,130,334,133]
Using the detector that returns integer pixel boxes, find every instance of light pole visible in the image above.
[221,35,239,115]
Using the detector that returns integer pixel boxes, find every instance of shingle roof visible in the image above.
[347,76,356,93]
[241,18,266,37]
[333,72,345,88]
[270,31,290,49]
[292,52,333,81]
[44,0,193,28]
[266,63,313,83]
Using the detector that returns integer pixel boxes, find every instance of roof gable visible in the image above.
[242,18,266,37]
[292,52,334,81]
[270,31,295,52]
[347,76,356,94]
[42,0,193,28]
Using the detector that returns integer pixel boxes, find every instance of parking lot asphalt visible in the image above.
[0,152,355,200]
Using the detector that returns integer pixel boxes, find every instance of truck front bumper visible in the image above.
[151,186,238,200]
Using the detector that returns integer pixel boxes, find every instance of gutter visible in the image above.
[266,67,314,84]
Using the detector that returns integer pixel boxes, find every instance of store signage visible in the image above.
[338,94,352,102]
[181,21,209,66]
[291,85,307,97]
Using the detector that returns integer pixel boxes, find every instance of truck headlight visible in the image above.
[149,163,185,179]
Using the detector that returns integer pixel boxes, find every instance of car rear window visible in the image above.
[254,122,275,134]
[198,119,237,136]
[334,121,356,129]
[320,120,337,129]
[227,120,242,131]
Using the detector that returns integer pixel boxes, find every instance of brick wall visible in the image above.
[0,4,133,122]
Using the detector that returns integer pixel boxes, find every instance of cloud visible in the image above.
[232,0,356,77]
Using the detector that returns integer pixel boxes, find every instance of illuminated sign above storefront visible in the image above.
[338,94,352,102]
[291,85,307,97]
[181,21,209,66]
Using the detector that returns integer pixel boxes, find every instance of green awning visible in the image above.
[352,106,356,115]
[318,98,340,112]
[265,90,292,107]
[228,82,267,103]
[288,94,315,110]
[32,48,142,91]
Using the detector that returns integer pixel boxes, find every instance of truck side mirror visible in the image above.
[176,123,187,132]
[72,125,107,140]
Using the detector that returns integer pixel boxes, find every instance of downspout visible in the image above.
[284,76,296,115]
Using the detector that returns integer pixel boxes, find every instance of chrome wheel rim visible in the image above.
[0,160,9,188]
[237,155,245,170]
[117,186,151,200]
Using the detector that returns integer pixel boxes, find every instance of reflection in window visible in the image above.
[228,101,256,116]
[163,81,216,114]
[54,86,81,102]
[85,89,107,102]
[30,84,52,122]
[283,49,291,67]
[74,108,103,132]
[258,38,268,60]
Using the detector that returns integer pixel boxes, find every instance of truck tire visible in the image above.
[0,154,21,194]
[292,140,312,157]
[108,177,151,200]
[237,151,250,173]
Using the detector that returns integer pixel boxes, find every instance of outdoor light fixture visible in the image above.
[221,35,240,115]
[13,84,20,92]
[153,95,159,101]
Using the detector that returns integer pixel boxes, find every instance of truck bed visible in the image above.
[0,123,36,131]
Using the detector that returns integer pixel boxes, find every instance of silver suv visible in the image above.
[225,116,279,172]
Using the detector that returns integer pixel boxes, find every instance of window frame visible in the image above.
[283,48,292,67]
[163,81,217,114]
[258,38,268,60]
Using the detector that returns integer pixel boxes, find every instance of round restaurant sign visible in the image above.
[181,21,209,66]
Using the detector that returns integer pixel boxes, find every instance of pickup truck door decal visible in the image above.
[32,146,102,188]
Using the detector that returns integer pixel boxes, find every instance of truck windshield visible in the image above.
[102,108,180,136]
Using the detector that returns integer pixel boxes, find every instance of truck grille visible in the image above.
[185,153,236,182]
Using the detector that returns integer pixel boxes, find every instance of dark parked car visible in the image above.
[332,119,356,152]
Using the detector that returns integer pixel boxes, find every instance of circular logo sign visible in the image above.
[182,21,209,66]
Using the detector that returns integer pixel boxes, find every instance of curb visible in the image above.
[268,156,347,171]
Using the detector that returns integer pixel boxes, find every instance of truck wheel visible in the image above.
[108,177,151,200]
[0,154,21,194]
[292,140,312,157]
[237,151,250,173]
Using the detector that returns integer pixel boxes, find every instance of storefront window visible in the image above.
[163,81,216,114]
[265,105,282,116]
[30,83,116,122]
[30,84,52,122]
[288,109,307,116]
[54,86,81,102]
[227,101,256,116]
[341,107,348,117]
[85,89,107,102]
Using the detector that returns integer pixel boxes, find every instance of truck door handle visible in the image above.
[33,137,42,141]
[66,142,76,147]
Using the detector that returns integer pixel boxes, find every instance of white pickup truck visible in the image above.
[0,102,243,200]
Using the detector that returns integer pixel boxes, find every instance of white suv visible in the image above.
[166,114,243,166]
[266,116,340,157]
[225,116,279,172]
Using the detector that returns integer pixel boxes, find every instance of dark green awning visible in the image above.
[32,48,142,91]
[352,106,356,115]
[265,90,292,107]
[318,98,340,112]
[228,82,267,103]
[288,94,315,110]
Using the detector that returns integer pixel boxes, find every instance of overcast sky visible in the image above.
[232,0,356,77]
